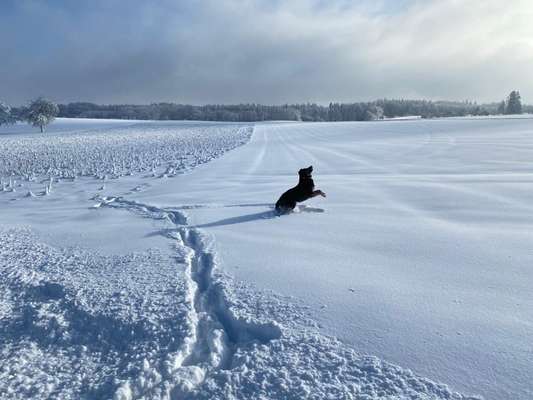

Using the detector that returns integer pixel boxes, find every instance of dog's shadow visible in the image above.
[196,209,277,228]
[194,203,276,228]
[193,203,324,228]
[144,203,324,234]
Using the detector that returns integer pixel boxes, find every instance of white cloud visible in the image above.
[2,0,532,104]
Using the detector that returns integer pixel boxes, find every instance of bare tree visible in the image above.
[26,97,59,132]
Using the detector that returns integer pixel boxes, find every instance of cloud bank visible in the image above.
[2,0,532,105]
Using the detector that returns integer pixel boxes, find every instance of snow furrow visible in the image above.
[100,197,281,398]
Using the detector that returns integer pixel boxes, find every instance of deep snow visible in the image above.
[1,117,531,399]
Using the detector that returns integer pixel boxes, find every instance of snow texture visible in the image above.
[0,119,251,180]
[0,206,477,400]
[0,228,191,399]
[3,117,530,399]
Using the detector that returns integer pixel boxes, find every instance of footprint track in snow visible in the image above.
[97,196,281,397]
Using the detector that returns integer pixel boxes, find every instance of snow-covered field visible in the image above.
[1,117,532,399]
[0,119,251,182]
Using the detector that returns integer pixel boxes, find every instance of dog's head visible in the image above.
[298,165,313,179]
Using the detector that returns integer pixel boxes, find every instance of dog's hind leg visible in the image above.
[275,201,296,215]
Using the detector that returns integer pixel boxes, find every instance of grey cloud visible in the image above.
[1,0,532,105]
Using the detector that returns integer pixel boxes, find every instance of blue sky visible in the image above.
[1,0,532,105]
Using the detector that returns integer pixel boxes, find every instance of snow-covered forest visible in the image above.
[51,96,533,121]
[2,94,530,125]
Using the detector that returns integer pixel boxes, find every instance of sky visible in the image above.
[1,0,533,105]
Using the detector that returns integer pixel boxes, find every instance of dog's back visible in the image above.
[275,166,316,212]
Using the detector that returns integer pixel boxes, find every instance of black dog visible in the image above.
[275,166,326,213]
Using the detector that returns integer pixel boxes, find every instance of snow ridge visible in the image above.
[99,197,282,399]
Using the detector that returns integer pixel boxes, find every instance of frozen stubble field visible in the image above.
[0,119,252,182]
[2,117,531,399]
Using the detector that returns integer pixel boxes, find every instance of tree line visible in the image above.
[1,92,530,131]
[55,92,531,122]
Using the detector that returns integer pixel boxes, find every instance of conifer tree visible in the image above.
[506,91,522,114]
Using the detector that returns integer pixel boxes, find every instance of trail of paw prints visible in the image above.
[96,196,281,399]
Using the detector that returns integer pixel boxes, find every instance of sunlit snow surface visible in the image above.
[2,117,532,399]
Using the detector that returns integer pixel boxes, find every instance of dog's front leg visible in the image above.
[312,190,326,198]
